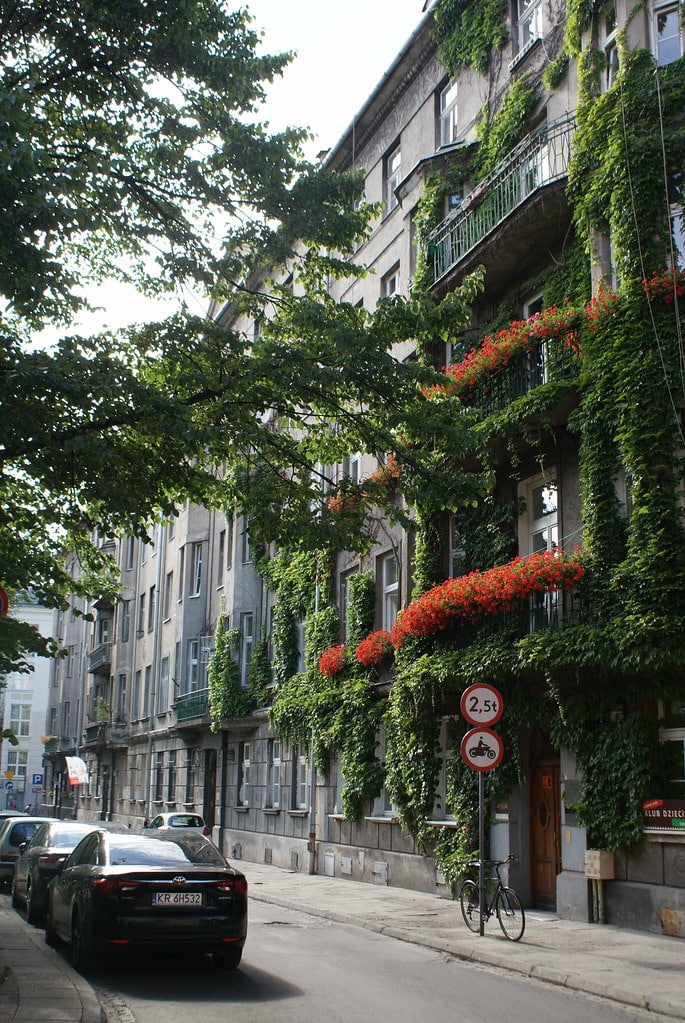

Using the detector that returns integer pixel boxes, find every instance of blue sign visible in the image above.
[5,781,14,791]
[32,773,43,785]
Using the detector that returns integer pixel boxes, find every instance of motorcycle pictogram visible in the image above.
[469,737,496,760]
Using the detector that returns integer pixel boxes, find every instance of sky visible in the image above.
[66,0,429,335]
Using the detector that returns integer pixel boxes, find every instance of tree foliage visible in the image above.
[0,0,485,676]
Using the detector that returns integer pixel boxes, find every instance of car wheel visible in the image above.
[45,903,58,947]
[213,946,242,970]
[71,910,95,973]
[10,877,21,909]
[26,878,42,925]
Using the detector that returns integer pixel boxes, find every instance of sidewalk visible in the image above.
[1,863,685,1021]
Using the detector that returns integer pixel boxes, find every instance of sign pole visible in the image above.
[478,770,485,937]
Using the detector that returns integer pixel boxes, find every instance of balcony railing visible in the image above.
[174,688,210,723]
[88,642,112,674]
[465,333,580,416]
[428,115,576,285]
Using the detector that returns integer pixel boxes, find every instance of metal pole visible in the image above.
[478,770,485,936]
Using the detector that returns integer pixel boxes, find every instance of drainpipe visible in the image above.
[144,522,165,819]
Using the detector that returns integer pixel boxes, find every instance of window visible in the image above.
[343,452,362,484]
[167,751,176,802]
[133,670,141,719]
[154,752,164,802]
[382,264,400,299]
[158,656,170,713]
[62,701,71,739]
[177,547,185,601]
[188,639,200,692]
[167,515,175,541]
[120,600,131,643]
[240,523,251,564]
[655,2,683,65]
[10,704,30,737]
[143,665,152,716]
[217,529,226,588]
[124,536,135,571]
[432,717,457,820]
[237,742,251,807]
[602,6,619,90]
[117,673,128,721]
[226,516,234,571]
[96,615,110,645]
[439,80,458,147]
[295,619,306,674]
[449,517,468,578]
[163,572,173,620]
[137,593,145,635]
[520,472,559,630]
[384,143,401,213]
[190,542,203,596]
[517,0,543,53]
[523,294,549,387]
[239,612,254,686]
[659,700,685,798]
[185,749,197,803]
[372,728,398,818]
[267,739,282,809]
[380,553,399,631]
[668,173,685,268]
[147,584,156,631]
[293,746,308,810]
[7,750,28,781]
[129,754,138,801]
[340,571,353,642]
[65,645,74,678]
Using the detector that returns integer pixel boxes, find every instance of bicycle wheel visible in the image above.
[495,886,525,941]
[459,879,481,933]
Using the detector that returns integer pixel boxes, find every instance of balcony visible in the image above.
[465,333,580,417]
[174,688,210,729]
[88,642,112,676]
[428,115,576,292]
[83,723,105,748]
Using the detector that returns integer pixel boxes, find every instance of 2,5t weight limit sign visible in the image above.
[460,683,503,727]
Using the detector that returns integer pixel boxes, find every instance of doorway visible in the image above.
[203,748,217,830]
[530,760,561,909]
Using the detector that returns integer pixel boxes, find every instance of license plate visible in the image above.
[152,892,203,906]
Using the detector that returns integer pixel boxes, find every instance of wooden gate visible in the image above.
[530,760,561,909]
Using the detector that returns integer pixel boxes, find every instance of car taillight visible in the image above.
[215,878,248,895]
[0,855,16,863]
[202,826,210,836]
[38,853,65,867]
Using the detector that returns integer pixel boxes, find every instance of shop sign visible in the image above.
[643,799,685,831]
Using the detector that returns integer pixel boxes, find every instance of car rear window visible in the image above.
[168,814,203,828]
[51,826,96,847]
[107,835,226,867]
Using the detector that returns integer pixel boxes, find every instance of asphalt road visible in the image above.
[80,901,677,1023]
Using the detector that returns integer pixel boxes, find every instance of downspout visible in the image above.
[144,522,166,819]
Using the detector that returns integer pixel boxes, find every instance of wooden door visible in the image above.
[530,761,561,909]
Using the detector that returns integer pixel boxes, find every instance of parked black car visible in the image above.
[45,829,248,972]
[12,820,101,923]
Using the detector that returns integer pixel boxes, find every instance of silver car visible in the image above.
[0,816,55,889]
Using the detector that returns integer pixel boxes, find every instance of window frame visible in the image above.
[383,142,401,214]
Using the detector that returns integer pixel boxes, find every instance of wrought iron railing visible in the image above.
[428,115,576,285]
[465,333,580,415]
[174,688,210,722]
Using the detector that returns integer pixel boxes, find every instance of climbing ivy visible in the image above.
[434,0,509,76]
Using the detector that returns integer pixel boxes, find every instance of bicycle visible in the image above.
[459,854,525,941]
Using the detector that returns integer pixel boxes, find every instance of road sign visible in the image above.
[4,781,14,791]
[4,770,14,780]
[32,773,43,786]
[460,727,504,772]
[460,683,503,726]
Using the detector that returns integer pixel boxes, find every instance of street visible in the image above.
[29,900,670,1023]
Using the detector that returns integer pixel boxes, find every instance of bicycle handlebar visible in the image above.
[466,854,518,869]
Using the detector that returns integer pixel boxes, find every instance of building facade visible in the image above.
[45,0,685,936]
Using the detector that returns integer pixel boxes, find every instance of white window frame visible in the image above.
[217,529,226,588]
[187,639,200,692]
[7,750,28,781]
[267,739,282,809]
[10,704,30,737]
[519,470,559,631]
[372,728,398,819]
[439,80,459,147]
[431,717,457,821]
[163,572,173,621]
[654,0,684,65]
[238,741,251,807]
[239,612,254,686]
[381,553,399,631]
[382,264,400,298]
[158,656,169,714]
[190,542,203,597]
[602,6,619,91]
[384,143,401,213]
[293,746,309,810]
[523,294,549,388]
[517,0,544,52]
[120,600,131,643]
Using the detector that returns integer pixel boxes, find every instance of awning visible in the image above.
[64,756,88,786]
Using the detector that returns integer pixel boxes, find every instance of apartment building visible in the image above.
[45,0,685,936]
